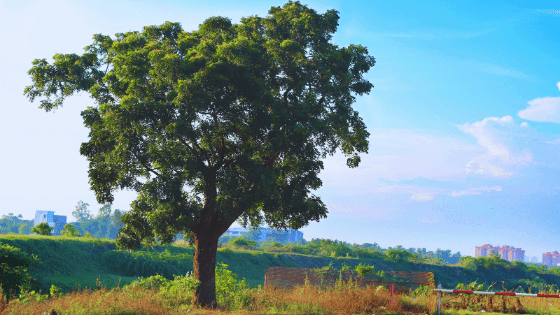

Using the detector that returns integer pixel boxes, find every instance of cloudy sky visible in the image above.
[1,0,559,260]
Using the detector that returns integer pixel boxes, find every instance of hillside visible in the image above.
[1,234,558,296]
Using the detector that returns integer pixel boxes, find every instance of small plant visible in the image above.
[49,285,63,298]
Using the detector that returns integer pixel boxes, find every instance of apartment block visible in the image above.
[542,251,560,266]
[475,244,525,262]
[34,210,67,236]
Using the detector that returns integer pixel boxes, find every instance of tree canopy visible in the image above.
[24,1,375,308]
[31,223,53,236]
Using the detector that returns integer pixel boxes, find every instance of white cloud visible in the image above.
[411,193,433,201]
[521,122,529,127]
[518,96,560,123]
[452,186,502,197]
[479,64,528,79]
[319,129,480,188]
[458,116,532,177]
[557,81,560,91]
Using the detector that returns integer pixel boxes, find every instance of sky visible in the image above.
[1,0,559,261]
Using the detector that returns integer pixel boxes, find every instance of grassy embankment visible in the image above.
[2,234,560,314]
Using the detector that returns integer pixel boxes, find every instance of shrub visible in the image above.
[230,237,257,250]
[31,223,52,236]
[384,249,415,262]
[0,242,43,301]
[60,224,82,237]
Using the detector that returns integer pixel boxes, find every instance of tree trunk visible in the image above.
[192,231,219,308]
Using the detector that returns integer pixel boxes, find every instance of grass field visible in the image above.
[3,234,560,314]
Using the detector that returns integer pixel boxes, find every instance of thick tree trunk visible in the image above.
[192,231,219,308]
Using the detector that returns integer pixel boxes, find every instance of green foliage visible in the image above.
[102,249,193,279]
[231,237,258,250]
[69,201,124,239]
[0,214,33,235]
[24,0,374,253]
[384,248,416,262]
[72,201,92,223]
[354,262,375,278]
[18,224,31,235]
[31,223,53,236]
[49,284,62,298]
[83,231,93,238]
[214,262,253,310]
[155,271,200,307]
[410,285,432,297]
[61,224,82,237]
[0,241,42,301]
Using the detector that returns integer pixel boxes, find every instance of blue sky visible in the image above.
[1,0,559,261]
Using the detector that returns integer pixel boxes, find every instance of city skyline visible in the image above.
[1,0,560,259]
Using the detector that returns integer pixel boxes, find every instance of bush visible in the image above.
[31,223,53,236]
[0,241,43,301]
[384,249,415,262]
[230,237,257,250]
[61,224,82,237]
[214,262,252,310]
[156,271,200,307]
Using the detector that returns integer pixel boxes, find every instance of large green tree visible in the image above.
[24,1,374,308]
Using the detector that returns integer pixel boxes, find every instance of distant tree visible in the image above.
[31,223,53,236]
[97,203,112,218]
[83,231,93,238]
[18,223,31,235]
[61,224,82,237]
[243,223,265,242]
[72,201,92,223]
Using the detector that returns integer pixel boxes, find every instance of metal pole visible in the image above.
[438,284,441,315]
[391,283,394,304]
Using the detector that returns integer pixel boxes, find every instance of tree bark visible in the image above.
[192,229,220,308]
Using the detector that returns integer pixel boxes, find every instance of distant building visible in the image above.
[34,210,67,236]
[223,227,249,237]
[222,227,303,243]
[531,256,538,263]
[542,251,560,266]
[475,244,525,262]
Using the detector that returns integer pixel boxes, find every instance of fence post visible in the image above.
[391,283,394,304]
[265,275,268,291]
[437,283,441,315]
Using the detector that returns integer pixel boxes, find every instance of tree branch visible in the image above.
[178,136,208,171]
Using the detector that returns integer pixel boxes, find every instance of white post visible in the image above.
[438,283,442,315]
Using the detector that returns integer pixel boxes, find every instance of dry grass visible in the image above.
[9,275,560,315]
[1,279,435,315]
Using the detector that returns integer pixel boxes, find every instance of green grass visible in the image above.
[2,234,560,298]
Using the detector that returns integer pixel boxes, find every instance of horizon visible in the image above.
[1,0,559,260]
[3,210,547,263]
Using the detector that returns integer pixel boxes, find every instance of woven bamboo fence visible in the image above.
[264,266,435,293]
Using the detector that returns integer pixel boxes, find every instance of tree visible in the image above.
[97,203,112,218]
[31,223,53,236]
[243,223,265,242]
[24,1,374,308]
[18,223,32,235]
[61,224,82,237]
[72,201,92,222]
